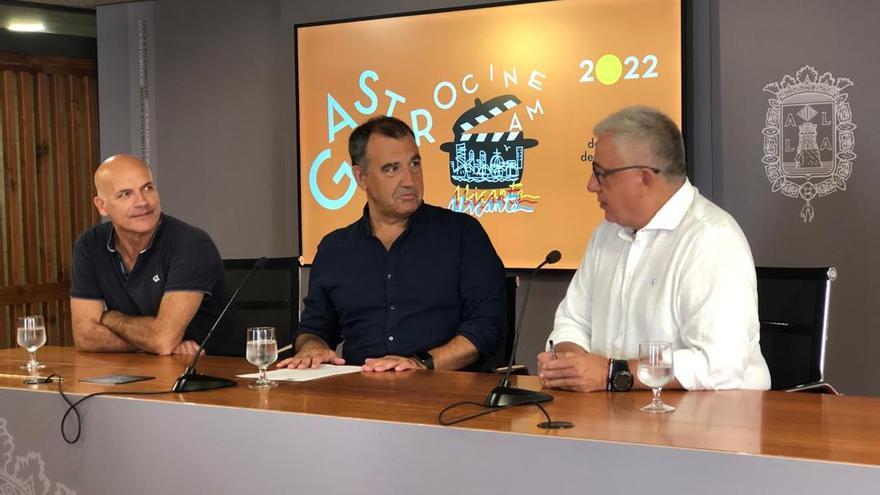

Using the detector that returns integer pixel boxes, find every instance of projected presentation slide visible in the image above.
[296,0,681,269]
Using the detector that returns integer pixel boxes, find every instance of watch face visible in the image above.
[613,371,633,391]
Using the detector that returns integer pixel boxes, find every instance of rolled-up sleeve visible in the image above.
[456,216,505,356]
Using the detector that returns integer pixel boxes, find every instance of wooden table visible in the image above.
[1,346,878,494]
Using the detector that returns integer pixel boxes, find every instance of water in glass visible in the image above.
[638,341,675,413]
[637,363,673,389]
[17,315,47,371]
[247,327,278,388]
[247,339,278,368]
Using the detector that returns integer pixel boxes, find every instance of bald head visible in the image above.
[92,154,161,236]
[94,154,153,198]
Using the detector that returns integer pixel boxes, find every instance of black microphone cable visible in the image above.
[437,399,573,429]
[38,374,174,444]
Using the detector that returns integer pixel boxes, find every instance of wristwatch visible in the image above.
[414,351,435,370]
[608,358,633,392]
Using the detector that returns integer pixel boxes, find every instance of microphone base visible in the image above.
[484,386,553,408]
[172,372,237,393]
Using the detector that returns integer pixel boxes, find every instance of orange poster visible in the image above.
[296,0,681,268]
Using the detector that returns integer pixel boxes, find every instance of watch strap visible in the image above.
[608,358,632,391]
[414,351,434,370]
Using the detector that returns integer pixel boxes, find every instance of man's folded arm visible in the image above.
[98,291,205,355]
[70,297,136,352]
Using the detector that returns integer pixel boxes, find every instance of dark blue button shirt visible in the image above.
[299,203,506,366]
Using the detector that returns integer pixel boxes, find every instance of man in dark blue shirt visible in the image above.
[278,116,505,372]
[70,154,244,356]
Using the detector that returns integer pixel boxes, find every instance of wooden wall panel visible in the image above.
[0,52,99,348]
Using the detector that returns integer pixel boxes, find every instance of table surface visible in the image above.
[3,346,880,467]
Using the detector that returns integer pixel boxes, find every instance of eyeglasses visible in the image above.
[591,162,661,185]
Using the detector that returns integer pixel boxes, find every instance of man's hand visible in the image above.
[276,339,345,369]
[362,355,424,372]
[538,351,608,392]
[172,340,204,356]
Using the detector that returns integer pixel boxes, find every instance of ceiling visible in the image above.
[0,1,109,38]
[8,0,122,8]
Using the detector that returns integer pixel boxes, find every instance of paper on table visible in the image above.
[237,365,362,382]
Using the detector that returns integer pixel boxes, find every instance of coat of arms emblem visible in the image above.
[762,66,856,222]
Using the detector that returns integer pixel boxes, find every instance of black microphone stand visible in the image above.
[484,251,560,407]
[172,257,267,392]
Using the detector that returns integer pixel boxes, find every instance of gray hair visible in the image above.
[594,106,686,180]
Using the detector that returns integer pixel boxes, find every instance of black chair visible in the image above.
[224,257,299,355]
[756,266,838,394]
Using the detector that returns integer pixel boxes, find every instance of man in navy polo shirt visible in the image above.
[70,154,244,356]
[277,116,506,372]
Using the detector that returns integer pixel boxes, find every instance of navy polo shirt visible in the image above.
[70,214,245,356]
[299,202,506,366]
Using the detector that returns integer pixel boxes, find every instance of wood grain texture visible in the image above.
[0,53,99,346]
[2,346,879,466]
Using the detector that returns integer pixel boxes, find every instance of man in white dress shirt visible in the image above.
[539,106,770,393]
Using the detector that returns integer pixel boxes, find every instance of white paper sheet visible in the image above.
[237,365,362,382]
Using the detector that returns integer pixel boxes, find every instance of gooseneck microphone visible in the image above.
[172,257,268,393]
[484,250,561,407]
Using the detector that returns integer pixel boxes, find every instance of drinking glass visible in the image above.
[17,315,47,371]
[246,327,278,389]
[637,341,675,413]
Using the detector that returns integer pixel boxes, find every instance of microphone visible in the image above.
[485,250,561,407]
[172,257,268,392]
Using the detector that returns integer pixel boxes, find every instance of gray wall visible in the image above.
[99,0,292,257]
[96,0,877,394]
[714,0,880,395]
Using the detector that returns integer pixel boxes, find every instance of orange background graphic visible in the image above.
[297,0,681,268]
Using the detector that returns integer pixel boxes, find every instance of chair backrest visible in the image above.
[756,266,836,390]
[223,257,299,351]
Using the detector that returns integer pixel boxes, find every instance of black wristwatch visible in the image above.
[608,358,633,392]
[414,351,434,370]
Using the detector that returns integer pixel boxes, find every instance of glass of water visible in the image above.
[17,315,47,371]
[638,341,675,413]
[246,327,278,389]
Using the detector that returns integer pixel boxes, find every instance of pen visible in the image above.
[549,339,557,360]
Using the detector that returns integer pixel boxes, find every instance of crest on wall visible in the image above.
[0,418,77,495]
[762,66,856,222]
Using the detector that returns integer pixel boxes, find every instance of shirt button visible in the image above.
[388,336,394,341]
[389,305,396,311]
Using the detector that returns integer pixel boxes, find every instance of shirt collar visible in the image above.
[105,214,164,254]
[617,179,694,241]
[642,179,694,231]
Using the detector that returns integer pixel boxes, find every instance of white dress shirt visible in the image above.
[549,180,770,390]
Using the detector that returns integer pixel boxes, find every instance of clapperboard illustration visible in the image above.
[440,95,539,189]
